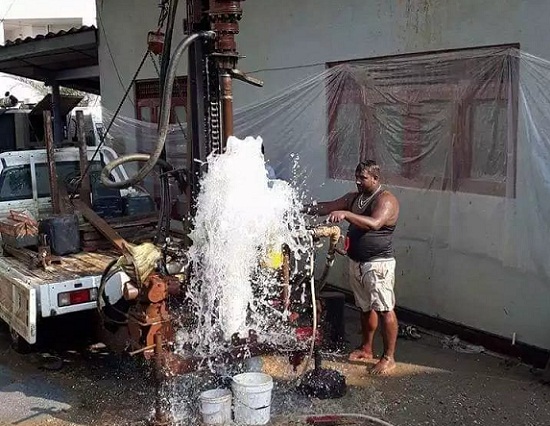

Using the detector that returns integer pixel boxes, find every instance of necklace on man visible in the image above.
[358,185,383,210]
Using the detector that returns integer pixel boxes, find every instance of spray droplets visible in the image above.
[178,136,310,358]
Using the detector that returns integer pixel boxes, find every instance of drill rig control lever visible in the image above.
[229,68,264,87]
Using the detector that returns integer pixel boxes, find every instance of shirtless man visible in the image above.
[304,160,400,374]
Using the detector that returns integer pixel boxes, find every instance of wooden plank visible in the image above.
[78,213,158,232]
[73,199,127,252]
[0,250,118,285]
[0,274,37,344]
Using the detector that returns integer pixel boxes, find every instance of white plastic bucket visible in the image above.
[232,372,274,425]
[199,388,232,425]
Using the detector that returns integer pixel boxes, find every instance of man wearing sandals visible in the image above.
[303,160,400,375]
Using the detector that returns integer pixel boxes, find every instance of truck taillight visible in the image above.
[58,288,98,307]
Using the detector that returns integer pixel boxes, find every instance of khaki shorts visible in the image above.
[349,258,396,312]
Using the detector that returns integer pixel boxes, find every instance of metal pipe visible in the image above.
[312,225,342,291]
[221,73,234,148]
[101,31,216,189]
[282,247,291,310]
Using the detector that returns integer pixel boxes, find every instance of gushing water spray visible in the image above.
[178,136,310,357]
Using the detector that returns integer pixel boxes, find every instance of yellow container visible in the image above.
[264,247,284,269]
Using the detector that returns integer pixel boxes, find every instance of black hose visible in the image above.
[100,153,174,183]
[97,258,128,325]
[100,31,215,189]
[70,49,151,199]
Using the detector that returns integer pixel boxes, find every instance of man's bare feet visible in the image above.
[370,355,396,375]
[348,347,374,363]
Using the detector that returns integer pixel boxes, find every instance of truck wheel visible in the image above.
[9,327,33,354]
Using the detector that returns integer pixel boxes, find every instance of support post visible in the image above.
[43,111,61,214]
[51,82,64,147]
[76,111,92,207]
[158,0,180,161]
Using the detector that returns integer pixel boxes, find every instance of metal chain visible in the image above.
[206,57,222,154]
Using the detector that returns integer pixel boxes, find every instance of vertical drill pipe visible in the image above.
[76,111,92,207]
[153,333,168,424]
[43,111,61,214]
[221,73,234,148]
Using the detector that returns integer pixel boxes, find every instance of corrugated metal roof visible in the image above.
[3,25,97,47]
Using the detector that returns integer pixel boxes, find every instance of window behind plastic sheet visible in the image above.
[327,45,518,197]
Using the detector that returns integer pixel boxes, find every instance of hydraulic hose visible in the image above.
[97,259,128,325]
[299,413,396,426]
[101,153,174,184]
[100,31,216,189]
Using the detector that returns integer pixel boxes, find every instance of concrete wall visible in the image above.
[96,0,550,350]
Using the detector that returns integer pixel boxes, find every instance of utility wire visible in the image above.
[96,9,135,108]
[0,0,17,25]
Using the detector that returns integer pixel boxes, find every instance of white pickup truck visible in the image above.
[0,146,131,351]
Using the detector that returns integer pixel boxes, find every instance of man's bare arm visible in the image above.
[304,192,356,216]
[327,193,399,230]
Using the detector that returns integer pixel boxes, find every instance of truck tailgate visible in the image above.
[0,251,119,343]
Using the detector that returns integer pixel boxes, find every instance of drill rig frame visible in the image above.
[95,1,345,423]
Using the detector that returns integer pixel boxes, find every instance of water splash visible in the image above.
[177,136,311,357]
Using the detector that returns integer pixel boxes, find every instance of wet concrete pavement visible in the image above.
[1,308,549,425]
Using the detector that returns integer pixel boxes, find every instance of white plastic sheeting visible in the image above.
[235,46,550,348]
[100,46,550,348]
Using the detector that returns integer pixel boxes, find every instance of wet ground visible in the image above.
[1,308,549,425]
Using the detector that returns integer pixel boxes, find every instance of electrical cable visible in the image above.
[0,0,18,25]
[70,49,151,199]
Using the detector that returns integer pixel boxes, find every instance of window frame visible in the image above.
[327,44,519,197]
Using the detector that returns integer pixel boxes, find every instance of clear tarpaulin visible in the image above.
[235,46,550,349]
[101,46,550,348]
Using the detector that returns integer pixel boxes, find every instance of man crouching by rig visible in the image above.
[304,160,400,375]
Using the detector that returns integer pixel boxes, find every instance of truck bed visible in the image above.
[0,250,121,344]
[0,250,119,285]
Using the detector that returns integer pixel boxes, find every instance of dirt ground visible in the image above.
[1,308,549,426]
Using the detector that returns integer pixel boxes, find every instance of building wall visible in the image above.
[96,0,550,350]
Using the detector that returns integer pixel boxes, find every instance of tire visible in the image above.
[9,327,33,354]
